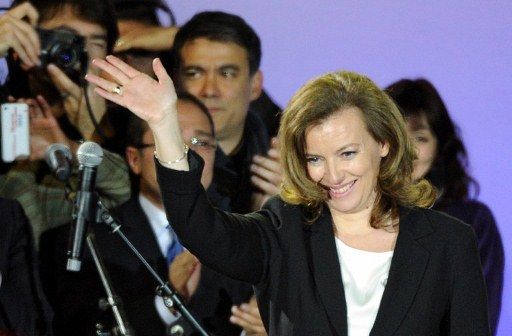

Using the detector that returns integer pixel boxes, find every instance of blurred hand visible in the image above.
[230,296,267,335]
[0,2,40,68]
[85,55,177,128]
[8,95,75,161]
[114,26,179,53]
[46,64,106,140]
[250,137,283,210]
[169,250,200,300]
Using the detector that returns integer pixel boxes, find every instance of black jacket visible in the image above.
[156,152,490,336]
[0,198,53,336]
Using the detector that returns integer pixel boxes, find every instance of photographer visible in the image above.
[1,0,117,139]
[0,0,130,246]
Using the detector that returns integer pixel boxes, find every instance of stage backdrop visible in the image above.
[167,1,511,334]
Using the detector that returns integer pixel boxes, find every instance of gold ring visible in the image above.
[112,85,123,95]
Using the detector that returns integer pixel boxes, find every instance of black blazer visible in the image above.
[156,152,490,336]
[0,198,52,336]
[40,197,253,336]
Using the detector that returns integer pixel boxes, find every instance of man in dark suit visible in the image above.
[0,198,52,335]
[40,93,255,335]
[172,11,283,213]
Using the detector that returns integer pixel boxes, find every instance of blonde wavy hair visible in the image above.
[279,71,436,227]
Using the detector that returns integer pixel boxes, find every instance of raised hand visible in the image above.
[8,95,74,161]
[250,137,283,210]
[85,55,177,128]
[230,296,267,335]
[114,26,179,53]
[0,2,40,68]
[169,250,201,300]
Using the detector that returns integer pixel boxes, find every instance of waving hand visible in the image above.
[85,55,177,127]
[86,55,187,170]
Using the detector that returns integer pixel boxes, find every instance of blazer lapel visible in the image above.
[116,198,167,276]
[307,207,348,336]
[370,208,433,336]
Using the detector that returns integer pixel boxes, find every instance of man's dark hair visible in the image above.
[125,114,149,148]
[172,11,261,75]
[126,92,215,148]
[24,0,119,53]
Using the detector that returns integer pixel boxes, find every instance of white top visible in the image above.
[335,237,393,336]
[139,194,172,256]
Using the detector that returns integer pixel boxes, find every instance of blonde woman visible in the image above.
[86,56,489,336]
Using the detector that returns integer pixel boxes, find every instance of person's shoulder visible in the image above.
[0,197,27,223]
[437,199,497,230]
[448,199,494,217]
[402,206,475,239]
[0,197,25,235]
[440,198,492,214]
[0,196,22,209]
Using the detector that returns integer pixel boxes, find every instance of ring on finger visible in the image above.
[112,85,123,96]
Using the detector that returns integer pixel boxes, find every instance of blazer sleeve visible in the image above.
[449,224,491,335]
[155,151,272,284]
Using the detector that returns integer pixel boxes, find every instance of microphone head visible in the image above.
[45,143,73,181]
[77,141,104,167]
[45,143,72,165]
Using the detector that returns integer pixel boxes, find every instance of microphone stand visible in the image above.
[95,199,210,336]
[86,232,134,336]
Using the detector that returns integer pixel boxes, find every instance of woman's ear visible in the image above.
[380,141,390,158]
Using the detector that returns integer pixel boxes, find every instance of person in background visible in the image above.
[0,92,130,248]
[386,78,504,335]
[40,93,257,336]
[2,0,118,142]
[111,2,282,139]
[0,197,53,335]
[86,56,490,335]
[0,1,130,245]
[171,11,281,212]
[113,0,178,77]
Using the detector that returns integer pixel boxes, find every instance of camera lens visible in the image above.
[52,45,78,68]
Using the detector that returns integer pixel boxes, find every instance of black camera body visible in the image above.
[37,27,88,75]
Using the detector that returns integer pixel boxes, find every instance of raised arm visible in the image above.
[86,56,270,284]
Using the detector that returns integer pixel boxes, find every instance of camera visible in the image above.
[37,27,87,74]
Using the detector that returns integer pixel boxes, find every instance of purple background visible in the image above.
[167,1,511,334]
[0,0,509,333]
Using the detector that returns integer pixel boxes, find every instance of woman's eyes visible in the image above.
[306,156,320,164]
[306,151,356,164]
[341,151,356,158]
[306,151,357,165]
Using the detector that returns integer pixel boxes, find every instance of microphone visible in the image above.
[45,143,72,182]
[67,141,104,272]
